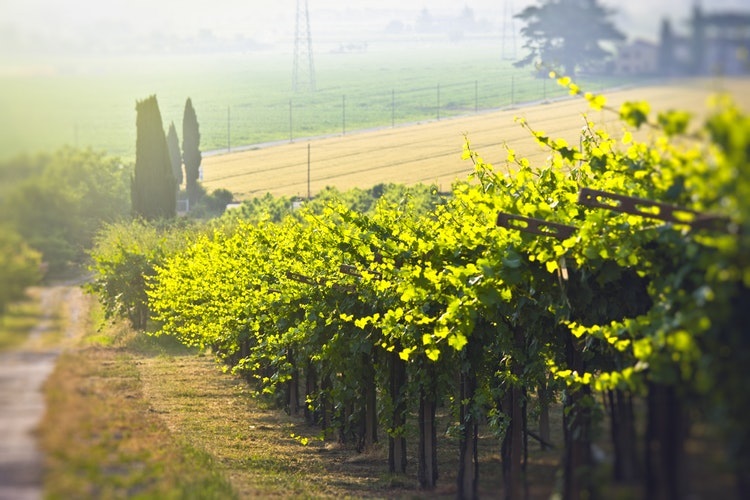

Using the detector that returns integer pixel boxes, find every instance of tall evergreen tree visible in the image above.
[514,0,625,76]
[182,98,202,205]
[166,121,183,188]
[132,95,176,220]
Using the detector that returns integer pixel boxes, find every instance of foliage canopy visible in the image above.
[90,78,750,497]
[0,147,130,271]
[166,121,183,187]
[132,95,176,221]
[182,98,202,206]
[514,0,626,75]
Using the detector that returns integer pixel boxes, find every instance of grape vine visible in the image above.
[91,76,750,499]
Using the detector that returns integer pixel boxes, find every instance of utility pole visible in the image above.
[293,0,316,93]
[307,143,311,200]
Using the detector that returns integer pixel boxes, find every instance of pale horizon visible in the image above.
[2,0,748,62]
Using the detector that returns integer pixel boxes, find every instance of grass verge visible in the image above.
[0,286,70,352]
[124,328,564,498]
[38,311,236,499]
[0,293,42,351]
[39,301,562,498]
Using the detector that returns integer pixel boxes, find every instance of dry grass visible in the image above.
[38,298,738,498]
[135,344,565,499]
[0,292,42,351]
[203,78,750,200]
[38,307,236,499]
[0,286,73,352]
[39,297,563,498]
[30,287,564,498]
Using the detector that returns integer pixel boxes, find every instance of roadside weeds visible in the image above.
[38,303,235,499]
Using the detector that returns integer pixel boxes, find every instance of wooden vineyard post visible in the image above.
[457,334,481,500]
[458,369,479,500]
[576,187,735,499]
[499,324,527,500]
[608,389,638,482]
[304,361,318,426]
[456,318,499,499]
[361,350,378,450]
[388,346,408,473]
[497,212,592,500]
[418,362,439,490]
[418,391,438,488]
[320,373,332,439]
[339,264,390,458]
[561,327,593,500]
[284,270,331,437]
[288,348,300,416]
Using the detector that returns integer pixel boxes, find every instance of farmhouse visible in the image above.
[659,5,750,76]
[614,39,659,76]
[616,5,750,77]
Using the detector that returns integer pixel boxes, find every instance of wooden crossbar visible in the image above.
[496,213,577,240]
[578,188,733,232]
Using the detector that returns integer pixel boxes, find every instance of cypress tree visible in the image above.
[659,18,675,75]
[182,98,202,205]
[131,95,176,220]
[166,121,183,188]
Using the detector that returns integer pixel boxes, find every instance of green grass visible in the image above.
[0,292,42,350]
[0,43,635,161]
[40,304,237,500]
[40,291,739,498]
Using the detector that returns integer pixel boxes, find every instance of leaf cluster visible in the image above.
[0,147,131,272]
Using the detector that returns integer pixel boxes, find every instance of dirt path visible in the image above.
[0,284,88,500]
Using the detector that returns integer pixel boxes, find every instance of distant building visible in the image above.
[659,5,750,76]
[615,39,659,75]
[615,5,750,77]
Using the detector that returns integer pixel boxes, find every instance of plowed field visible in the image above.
[202,78,750,200]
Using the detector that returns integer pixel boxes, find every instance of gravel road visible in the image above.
[0,285,86,500]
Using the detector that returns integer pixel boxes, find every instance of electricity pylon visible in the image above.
[293,0,316,92]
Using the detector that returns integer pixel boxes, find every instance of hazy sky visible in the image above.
[2,0,749,57]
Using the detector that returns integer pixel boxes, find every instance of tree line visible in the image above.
[0,92,224,314]
[131,95,205,220]
[0,148,130,311]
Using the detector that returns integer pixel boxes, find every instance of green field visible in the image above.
[0,43,633,161]
[201,78,750,200]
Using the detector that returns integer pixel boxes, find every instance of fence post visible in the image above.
[437,83,441,121]
[475,80,478,113]
[307,143,311,200]
[392,89,395,128]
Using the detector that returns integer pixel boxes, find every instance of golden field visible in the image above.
[202,78,750,200]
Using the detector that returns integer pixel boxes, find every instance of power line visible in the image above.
[502,0,518,61]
